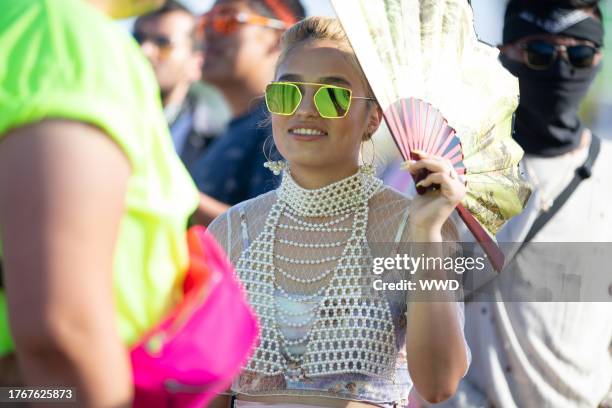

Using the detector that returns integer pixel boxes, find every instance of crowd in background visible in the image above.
[0,0,611,407]
[166,0,612,140]
[111,0,612,406]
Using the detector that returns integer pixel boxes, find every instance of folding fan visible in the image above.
[331,0,532,271]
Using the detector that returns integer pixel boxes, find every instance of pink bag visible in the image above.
[131,226,259,408]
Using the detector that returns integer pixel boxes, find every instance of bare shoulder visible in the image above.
[0,119,132,328]
[0,119,131,202]
[1,118,128,152]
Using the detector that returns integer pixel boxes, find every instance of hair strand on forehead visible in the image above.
[276,16,376,100]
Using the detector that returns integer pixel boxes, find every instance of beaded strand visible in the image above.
[234,167,397,382]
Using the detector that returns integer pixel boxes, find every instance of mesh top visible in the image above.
[209,171,469,406]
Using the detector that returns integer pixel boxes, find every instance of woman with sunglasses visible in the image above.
[209,16,470,408]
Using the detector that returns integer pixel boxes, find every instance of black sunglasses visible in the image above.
[520,40,600,70]
[132,31,174,49]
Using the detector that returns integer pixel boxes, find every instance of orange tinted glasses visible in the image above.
[199,8,287,35]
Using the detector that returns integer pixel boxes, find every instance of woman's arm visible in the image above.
[0,120,133,407]
[402,152,469,403]
[404,223,468,403]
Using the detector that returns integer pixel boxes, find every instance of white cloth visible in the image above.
[436,137,612,408]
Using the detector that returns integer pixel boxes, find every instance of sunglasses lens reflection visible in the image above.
[524,41,598,69]
[265,83,353,118]
[265,83,302,115]
[568,45,597,68]
[525,41,556,68]
[315,86,351,118]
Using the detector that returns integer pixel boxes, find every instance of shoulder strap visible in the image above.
[522,135,601,245]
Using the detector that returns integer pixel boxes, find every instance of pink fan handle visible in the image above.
[455,204,504,272]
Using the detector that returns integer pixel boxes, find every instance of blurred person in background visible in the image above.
[433,1,612,407]
[191,0,306,225]
[134,0,230,174]
[588,2,612,140]
[0,0,203,405]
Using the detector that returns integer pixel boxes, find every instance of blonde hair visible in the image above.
[275,16,375,100]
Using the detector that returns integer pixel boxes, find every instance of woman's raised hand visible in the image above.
[402,150,466,240]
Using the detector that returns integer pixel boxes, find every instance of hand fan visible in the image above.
[331,0,532,271]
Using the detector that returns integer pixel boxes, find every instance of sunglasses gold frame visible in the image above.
[265,81,375,119]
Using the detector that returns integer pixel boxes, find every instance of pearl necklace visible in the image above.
[276,169,382,217]
[235,167,397,381]
[283,210,351,227]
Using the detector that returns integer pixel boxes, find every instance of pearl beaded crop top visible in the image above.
[208,169,470,407]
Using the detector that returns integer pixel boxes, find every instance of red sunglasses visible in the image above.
[199,7,287,35]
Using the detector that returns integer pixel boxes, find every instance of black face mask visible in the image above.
[501,55,600,156]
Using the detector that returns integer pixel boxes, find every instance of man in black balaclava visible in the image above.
[500,0,604,156]
[432,1,612,407]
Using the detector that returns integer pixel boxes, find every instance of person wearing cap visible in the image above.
[433,1,612,407]
[191,0,306,225]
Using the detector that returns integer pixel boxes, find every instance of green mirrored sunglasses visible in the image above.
[265,82,375,119]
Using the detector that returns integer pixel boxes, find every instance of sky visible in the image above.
[162,0,507,44]
[180,0,335,16]
[121,1,506,43]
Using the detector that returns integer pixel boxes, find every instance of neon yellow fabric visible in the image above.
[0,292,13,355]
[0,0,199,355]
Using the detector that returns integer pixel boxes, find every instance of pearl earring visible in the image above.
[264,160,287,176]
[361,163,376,175]
[360,134,376,175]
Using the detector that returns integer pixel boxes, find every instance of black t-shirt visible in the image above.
[191,101,280,205]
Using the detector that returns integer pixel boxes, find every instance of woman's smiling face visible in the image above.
[271,40,380,174]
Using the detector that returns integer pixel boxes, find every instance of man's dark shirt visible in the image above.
[191,101,279,205]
